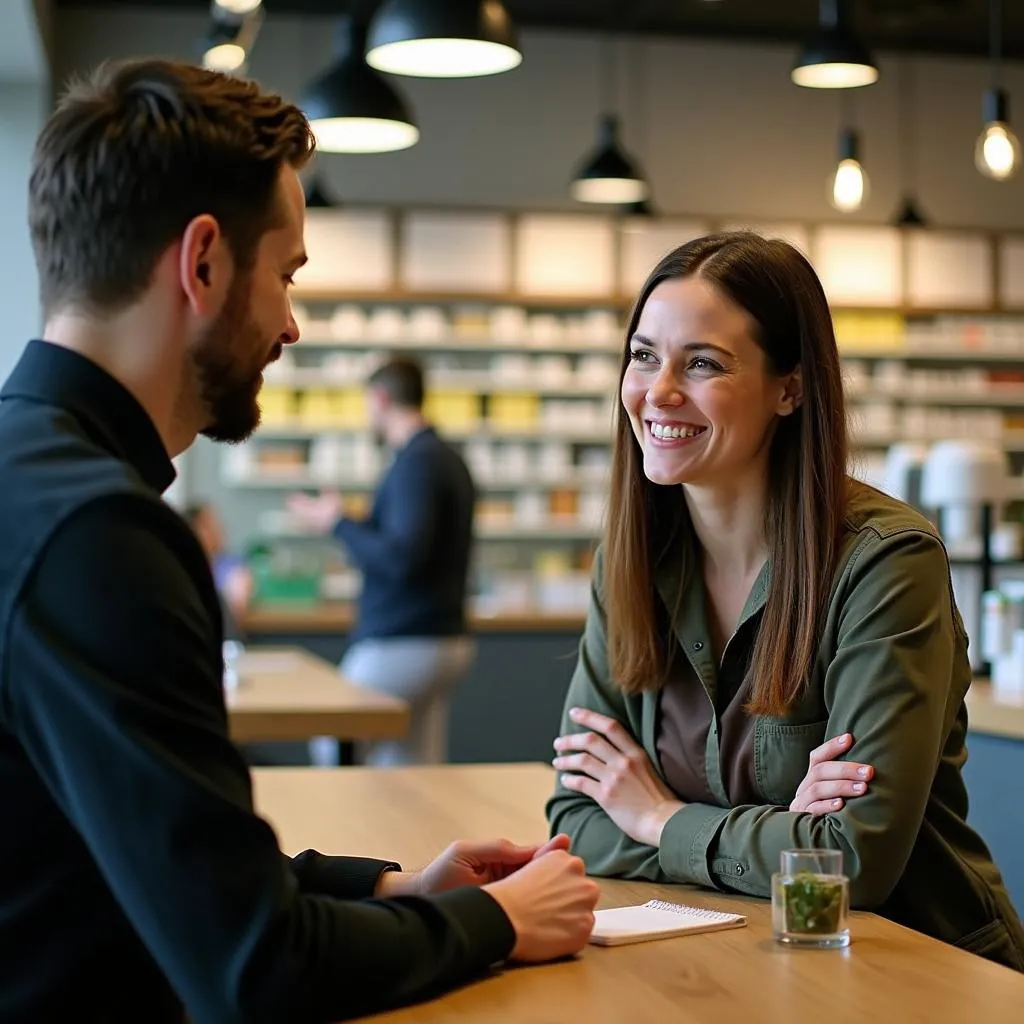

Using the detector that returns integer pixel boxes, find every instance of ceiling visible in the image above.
[53,0,1024,61]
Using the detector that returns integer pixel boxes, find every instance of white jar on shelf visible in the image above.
[408,306,447,340]
[221,445,255,482]
[366,306,406,340]
[527,314,564,345]
[309,436,343,484]
[537,442,571,480]
[329,305,367,340]
[490,306,527,342]
[513,491,546,528]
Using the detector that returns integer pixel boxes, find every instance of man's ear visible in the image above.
[179,214,230,316]
[778,367,804,416]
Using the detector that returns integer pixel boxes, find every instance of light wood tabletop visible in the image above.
[226,647,409,743]
[252,762,1024,1024]
[967,680,1024,741]
[241,604,587,635]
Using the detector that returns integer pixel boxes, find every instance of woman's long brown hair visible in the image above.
[603,232,848,717]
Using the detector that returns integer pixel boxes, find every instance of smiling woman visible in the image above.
[545,231,1024,972]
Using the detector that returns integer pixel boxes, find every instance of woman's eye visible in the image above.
[629,349,655,364]
[689,357,721,372]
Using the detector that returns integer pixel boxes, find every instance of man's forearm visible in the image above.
[374,868,424,898]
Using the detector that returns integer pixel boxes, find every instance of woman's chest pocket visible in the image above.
[753,719,829,806]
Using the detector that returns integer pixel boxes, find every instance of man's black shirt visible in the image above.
[0,340,514,1023]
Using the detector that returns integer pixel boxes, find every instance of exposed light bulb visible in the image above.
[368,39,521,78]
[310,117,420,154]
[792,62,879,90]
[214,0,262,13]
[976,122,1021,181]
[571,177,648,205]
[830,158,868,212]
[203,42,247,72]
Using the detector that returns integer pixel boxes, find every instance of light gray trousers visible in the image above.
[310,636,476,767]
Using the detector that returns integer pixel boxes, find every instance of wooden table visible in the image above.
[967,679,1024,740]
[226,647,409,743]
[252,763,1024,1023]
[241,603,586,635]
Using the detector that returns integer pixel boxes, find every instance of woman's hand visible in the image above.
[553,707,684,847]
[790,733,874,815]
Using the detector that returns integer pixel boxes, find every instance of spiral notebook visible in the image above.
[589,899,747,947]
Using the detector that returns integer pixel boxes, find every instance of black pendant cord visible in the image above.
[629,34,647,165]
[990,0,1003,93]
[898,57,917,193]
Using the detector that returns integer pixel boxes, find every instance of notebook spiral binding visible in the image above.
[644,900,735,920]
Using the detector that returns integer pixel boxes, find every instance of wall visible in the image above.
[49,7,1024,530]
[0,0,49,383]
[53,8,1024,229]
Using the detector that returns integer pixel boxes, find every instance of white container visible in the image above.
[982,590,1012,662]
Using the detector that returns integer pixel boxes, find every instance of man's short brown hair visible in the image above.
[29,59,316,317]
[368,357,425,409]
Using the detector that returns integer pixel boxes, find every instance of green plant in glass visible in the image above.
[780,870,846,934]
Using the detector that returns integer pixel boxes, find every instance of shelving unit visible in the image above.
[213,206,1024,615]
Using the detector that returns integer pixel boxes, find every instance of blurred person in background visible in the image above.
[183,501,251,642]
[288,356,477,766]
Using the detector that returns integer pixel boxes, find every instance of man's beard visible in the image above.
[191,272,273,444]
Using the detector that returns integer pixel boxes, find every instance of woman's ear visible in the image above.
[777,367,804,416]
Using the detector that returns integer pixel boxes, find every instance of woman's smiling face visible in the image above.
[620,275,800,488]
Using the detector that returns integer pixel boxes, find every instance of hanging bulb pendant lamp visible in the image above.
[976,90,1021,181]
[829,128,869,213]
[975,0,1020,181]
[792,0,878,90]
[366,0,522,78]
[301,16,420,154]
[570,115,649,205]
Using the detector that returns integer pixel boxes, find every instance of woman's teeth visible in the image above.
[650,423,706,440]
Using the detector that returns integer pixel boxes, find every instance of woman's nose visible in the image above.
[647,367,684,408]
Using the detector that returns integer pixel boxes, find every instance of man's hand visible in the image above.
[484,849,600,962]
[374,835,572,898]
[285,491,343,534]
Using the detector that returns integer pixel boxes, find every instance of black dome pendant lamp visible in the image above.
[301,15,420,154]
[792,0,879,90]
[570,31,648,206]
[303,174,339,209]
[366,0,522,78]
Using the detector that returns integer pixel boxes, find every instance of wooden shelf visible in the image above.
[292,287,630,308]
[846,386,1024,408]
[264,368,616,398]
[841,346,1024,363]
[241,604,587,634]
[228,469,608,491]
[253,422,612,442]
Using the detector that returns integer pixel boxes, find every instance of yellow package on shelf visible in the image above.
[334,387,368,428]
[424,390,481,429]
[489,393,541,430]
[298,389,341,429]
[259,386,297,426]
[833,310,907,353]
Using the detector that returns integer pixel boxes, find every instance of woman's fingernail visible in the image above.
[833,799,843,809]
[569,708,582,718]
[857,766,870,777]
[853,783,866,793]
[840,734,852,743]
